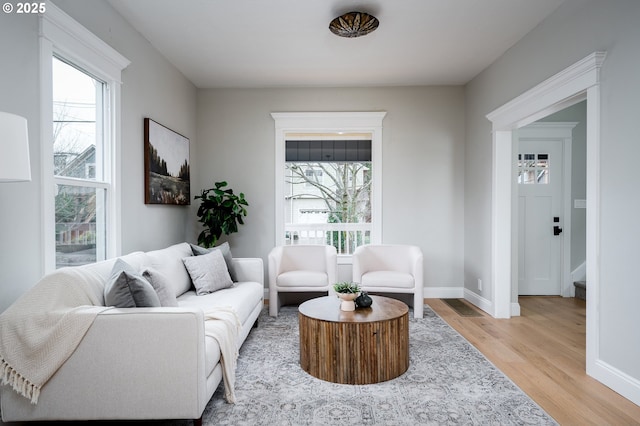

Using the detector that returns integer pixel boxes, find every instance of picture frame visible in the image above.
[144,118,190,205]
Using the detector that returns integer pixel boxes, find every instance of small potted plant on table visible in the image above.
[333,281,361,311]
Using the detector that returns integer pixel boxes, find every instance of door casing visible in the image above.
[485,51,610,394]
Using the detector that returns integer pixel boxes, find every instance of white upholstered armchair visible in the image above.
[268,245,337,317]
[352,244,424,318]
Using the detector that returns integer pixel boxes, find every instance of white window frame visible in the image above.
[271,112,386,263]
[40,3,129,272]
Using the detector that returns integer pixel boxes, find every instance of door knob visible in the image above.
[553,225,563,236]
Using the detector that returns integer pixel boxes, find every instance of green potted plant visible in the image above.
[333,281,360,294]
[195,181,248,248]
[333,281,360,311]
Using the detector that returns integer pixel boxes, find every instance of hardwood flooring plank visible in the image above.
[426,297,640,425]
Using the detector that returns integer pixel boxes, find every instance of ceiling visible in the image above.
[107,0,565,89]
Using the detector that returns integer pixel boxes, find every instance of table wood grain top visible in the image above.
[298,295,408,323]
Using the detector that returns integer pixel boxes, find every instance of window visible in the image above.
[272,112,386,260]
[285,137,372,254]
[40,4,129,271]
[52,58,107,267]
[518,153,549,184]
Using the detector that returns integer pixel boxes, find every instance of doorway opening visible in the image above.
[486,52,605,382]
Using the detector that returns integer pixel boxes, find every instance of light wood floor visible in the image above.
[427,297,640,425]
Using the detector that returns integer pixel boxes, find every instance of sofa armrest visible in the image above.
[1,307,208,421]
[232,257,264,285]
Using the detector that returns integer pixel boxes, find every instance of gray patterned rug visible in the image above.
[200,305,557,425]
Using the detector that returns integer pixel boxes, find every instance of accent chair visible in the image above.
[268,244,337,317]
[352,244,424,318]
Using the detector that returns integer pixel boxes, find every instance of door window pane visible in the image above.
[518,153,549,185]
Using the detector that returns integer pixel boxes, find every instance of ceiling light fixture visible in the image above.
[329,11,379,38]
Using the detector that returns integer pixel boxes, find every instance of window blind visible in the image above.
[285,140,371,162]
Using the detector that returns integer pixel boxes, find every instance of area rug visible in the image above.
[196,305,556,425]
[441,298,483,317]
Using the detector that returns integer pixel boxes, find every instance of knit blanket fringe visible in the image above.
[1,357,40,404]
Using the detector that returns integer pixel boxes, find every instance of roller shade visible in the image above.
[286,140,371,162]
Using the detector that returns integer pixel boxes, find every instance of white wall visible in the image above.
[0,0,197,312]
[465,0,640,387]
[195,87,465,288]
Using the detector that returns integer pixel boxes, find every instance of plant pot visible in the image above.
[337,292,359,311]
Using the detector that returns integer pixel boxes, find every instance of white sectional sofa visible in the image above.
[0,242,264,424]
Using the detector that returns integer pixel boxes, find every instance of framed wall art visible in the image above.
[144,118,190,205]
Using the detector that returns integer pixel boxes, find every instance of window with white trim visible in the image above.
[52,57,108,267]
[40,4,129,271]
[271,112,386,261]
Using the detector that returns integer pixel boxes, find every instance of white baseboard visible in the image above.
[423,286,464,299]
[463,289,494,316]
[591,358,640,406]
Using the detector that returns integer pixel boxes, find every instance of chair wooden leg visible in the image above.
[194,416,203,426]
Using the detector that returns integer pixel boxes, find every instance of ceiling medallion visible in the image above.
[329,11,379,38]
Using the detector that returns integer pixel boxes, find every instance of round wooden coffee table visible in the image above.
[298,295,409,385]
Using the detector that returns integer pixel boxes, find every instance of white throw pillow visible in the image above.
[182,249,233,295]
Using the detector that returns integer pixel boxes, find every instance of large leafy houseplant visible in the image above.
[195,181,248,248]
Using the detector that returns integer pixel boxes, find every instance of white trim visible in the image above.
[40,2,129,272]
[491,130,513,318]
[271,112,386,249]
[592,359,640,406]
[463,288,493,315]
[423,286,464,299]
[484,52,640,405]
[487,52,606,130]
[40,2,129,82]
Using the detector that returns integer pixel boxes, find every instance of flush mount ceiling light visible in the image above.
[329,11,379,38]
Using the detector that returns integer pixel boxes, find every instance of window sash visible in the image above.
[40,3,129,273]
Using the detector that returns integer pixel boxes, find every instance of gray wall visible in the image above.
[465,0,640,381]
[195,87,465,288]
[0,0,197,312]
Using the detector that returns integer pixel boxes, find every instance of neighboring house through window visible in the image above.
[272,112,386,260]
[40,4,129,271]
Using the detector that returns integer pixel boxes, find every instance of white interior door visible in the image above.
[518,139,564,295]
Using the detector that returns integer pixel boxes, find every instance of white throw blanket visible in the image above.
[0,267,110,404]
[204,307,242,403]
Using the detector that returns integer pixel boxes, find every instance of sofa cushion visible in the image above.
[190,242,237,282]
[182,249,233,295]
[178,281,263,326]
[141,267,179,307]
[145,243,194,297]
[104,259,161,308]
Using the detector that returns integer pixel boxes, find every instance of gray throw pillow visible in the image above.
[190,242,237,282]
[142,267,179,307]
[182,249,233,295]
[104,259,161,308]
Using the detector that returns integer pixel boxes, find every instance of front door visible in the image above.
[517,139,564,295]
